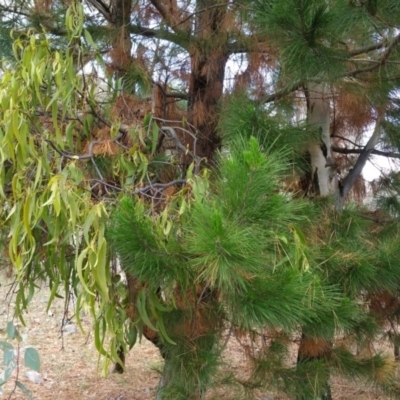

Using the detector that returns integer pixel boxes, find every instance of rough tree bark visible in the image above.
[187,0,229,159]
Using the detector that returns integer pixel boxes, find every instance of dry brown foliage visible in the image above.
[165,0,187,29]
[34,0,52,12]
[171,285,221,340]
[369,290,400,322]
[112,94,152,125]
[332,85,373,138]
[190,97,209,128]
[108,47,133,72]
[298,337,332,359]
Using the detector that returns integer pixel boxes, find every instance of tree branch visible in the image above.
[176,2,234,30]
[149,0,190,35]
[151,81,188,100]
[332,146,400,159]
[149,0,169,21]
[159,126,202,173]
[85,0,191,49]
[128,24,189,49]
[345,33,400,78]
[340,109,385,200]
[331,135,363,148]
[85,0,112,22]
[260,81,303,104]
[45,138,101,159]
[0,4,31,19]
[348,39,388,57]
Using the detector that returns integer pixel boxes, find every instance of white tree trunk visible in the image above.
[307,83,337,197]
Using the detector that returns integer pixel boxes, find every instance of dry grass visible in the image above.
[0,278,394,400]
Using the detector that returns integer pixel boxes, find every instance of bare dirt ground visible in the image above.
[0,277,392,400]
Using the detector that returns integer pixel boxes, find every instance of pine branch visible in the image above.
[345,33,400,78]
[128,24,189,49]
[260,81,303,104]
[348,39,388,57]
[332,146,400,159]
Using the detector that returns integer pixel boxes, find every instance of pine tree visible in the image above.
[224,1,400,398]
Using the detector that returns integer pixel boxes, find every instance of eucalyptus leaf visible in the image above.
[24,348,40,372]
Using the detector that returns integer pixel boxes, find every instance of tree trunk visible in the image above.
[108,0,134,78]
[187,0,229,160]
[188,50,227,159]
[303,83,338,198]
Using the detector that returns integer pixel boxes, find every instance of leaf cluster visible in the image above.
[0,321,40,398]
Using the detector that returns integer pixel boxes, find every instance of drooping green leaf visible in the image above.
[16,381,32,399]
[24,348,40,372]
